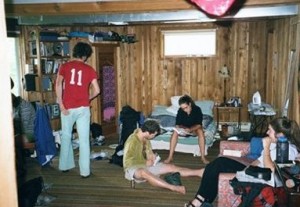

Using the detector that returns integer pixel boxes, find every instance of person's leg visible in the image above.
[59,110,76,171]
[195,128,209,164]
[189,157,246,206]
[76,107,91,177]
[134,168,186,194]
[164,131,179,163]
[156,163,204,178]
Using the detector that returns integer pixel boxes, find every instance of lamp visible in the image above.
[219,64,230,105]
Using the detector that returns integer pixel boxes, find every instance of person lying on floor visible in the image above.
[185,117,300,207]
[123,119,203,194]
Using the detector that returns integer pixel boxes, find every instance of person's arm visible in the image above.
[89,79,100,101]
[250,137,275,172]
[145,143,156,166]
[262,137,275,171]
[55,74,68,115]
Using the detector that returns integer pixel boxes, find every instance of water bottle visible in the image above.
[276,136,289,163]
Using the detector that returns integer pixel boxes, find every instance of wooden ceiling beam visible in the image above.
[5,0,300,16]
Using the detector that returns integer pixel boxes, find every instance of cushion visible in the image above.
[166,105,179,115]
[195,100,214,117]
[148,115,176,128]
[151,105,176,117]
[246,137,263,160]
[202,115,213,128]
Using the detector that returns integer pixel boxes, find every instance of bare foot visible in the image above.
[172,185,186,194]
[164,158,173,164]
[201,157,209,165]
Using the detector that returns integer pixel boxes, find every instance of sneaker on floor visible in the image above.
[35,194,57,206]
[95,135,105,142]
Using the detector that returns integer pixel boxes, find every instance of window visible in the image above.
[5,37,21,96]
[162,29,216,57]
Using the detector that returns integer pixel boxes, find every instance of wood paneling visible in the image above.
[20,16,300,127]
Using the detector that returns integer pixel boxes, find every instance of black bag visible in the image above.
[109,145,124,167]
[90,123,102,138]
[245,166,272,181]
[18,176,43,207]
[109,105,141,167]
[164,172,182,186]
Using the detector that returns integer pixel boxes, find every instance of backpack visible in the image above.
[90,122,102,138]
[230,177,276,207]
[109,105,144,167]
[18,176,43,207]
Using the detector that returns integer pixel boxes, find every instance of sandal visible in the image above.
[184,196,204,207]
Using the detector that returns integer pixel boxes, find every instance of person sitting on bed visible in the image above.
[164,95,209,164]
[123,119,203,194]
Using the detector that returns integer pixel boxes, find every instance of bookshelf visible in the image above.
[24,27,71,130]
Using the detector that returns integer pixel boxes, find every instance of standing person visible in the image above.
[123,119,203,194]
[55,42,100,178]
[185,117,300,207]
[164,95,209,164]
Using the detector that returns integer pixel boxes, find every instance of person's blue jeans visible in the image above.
[59,107,91,176]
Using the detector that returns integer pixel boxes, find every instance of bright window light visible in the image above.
[163,29,216,57]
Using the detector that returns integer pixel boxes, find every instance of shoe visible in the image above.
[36,194,57,206]
[164,172,182,186]
[62,170,69,173]
[81,175,90,178]
[92,140,105,146]
[81,173,92,178]
[95,135,105,142]
[184,196,212,207]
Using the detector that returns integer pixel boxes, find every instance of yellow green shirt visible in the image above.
[123,129,152,171]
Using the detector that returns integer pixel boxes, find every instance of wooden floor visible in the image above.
[26,134,221,207]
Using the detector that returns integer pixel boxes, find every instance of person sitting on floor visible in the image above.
[123,119,203,194]
[184,117,300,207]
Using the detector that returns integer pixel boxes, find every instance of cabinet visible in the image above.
[215,106,242,138]
[24,27,71,130]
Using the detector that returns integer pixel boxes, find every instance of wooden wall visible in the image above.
[20,15,300,125]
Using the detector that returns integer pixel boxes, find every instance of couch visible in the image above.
[217,140,251,207]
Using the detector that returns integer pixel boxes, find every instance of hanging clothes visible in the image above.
[34,105,57,166]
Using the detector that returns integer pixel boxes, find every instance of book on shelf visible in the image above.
[45,103,60,119]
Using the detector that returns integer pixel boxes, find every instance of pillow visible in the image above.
[195,100,214,117]
[148,115,176,128]
[166,105,179,115]
[202,115,213,129]
[246,137,263,160]
[151,105,176,117]
[170,96,182,108]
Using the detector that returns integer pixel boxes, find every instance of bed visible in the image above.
[149,99,217,156]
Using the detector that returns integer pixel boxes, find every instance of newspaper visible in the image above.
[173,127,193,136]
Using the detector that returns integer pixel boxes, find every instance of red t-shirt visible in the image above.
[59,60,98,109]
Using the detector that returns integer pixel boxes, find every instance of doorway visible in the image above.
[94,44,118,135]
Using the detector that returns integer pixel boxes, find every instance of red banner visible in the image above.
[190,0,236,16]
